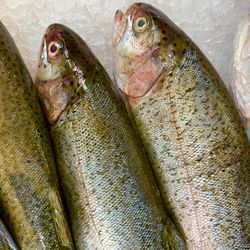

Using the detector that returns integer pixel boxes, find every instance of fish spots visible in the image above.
[130,39,250,248]
[170,50,175,57]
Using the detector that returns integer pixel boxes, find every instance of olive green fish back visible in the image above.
[0,21,74,249]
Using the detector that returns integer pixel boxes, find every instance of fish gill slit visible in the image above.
[165,78,204,249]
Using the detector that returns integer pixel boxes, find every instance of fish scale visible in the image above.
[0,21,74,249]
[35,24,186,250]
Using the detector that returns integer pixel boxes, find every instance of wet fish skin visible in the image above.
[113,3,250,249]
[35,23,186,250]
[0,219,18,250]
[231,14,250,139]
[0,21,74,249]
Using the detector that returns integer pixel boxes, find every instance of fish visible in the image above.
[0,219,18,250]
[112,3,250,249]
[231,15,250,140]
[0,21,74,249]
[35,23,186,250]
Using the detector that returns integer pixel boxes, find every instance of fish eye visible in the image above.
[48,41,62,59]
[133,16,149,33]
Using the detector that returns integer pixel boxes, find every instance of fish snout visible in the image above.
[113,10,125,47]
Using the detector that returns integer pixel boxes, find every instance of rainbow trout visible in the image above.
[0,219,18,250]
[231,15,250,140]
[0,21,74,249]
[113,3,250,249]
[35,23,186,250]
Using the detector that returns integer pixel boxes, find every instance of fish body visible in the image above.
[231,15,250,139]
[113,3,250,249]
[0,219,18,250]
[35,24,186,250]
[0,21,74,249]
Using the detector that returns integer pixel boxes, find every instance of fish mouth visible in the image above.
[45,24,64,46]
[115,9,124,24]
[45,23,63,35]
[113,9,125,47]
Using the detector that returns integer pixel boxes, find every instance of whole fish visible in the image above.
[231,14,250,140]
[0,21,74,249]
[0,219,18,250]
[113,3,250,249]
[35,23,186,250]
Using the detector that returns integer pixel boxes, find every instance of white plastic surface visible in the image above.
[0,0,249,85]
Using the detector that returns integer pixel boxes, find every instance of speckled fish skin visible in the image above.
[0,219,18,250]
[35,23,186,250]
[113,3,250,249]
[0,21,74,249]
[231,14,250,140]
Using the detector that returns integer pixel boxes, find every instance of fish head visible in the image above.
[113,2,188,99]
[36,24,96,124]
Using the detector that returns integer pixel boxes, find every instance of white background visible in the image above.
[0,0,249,86]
